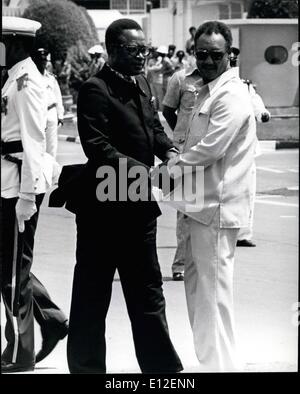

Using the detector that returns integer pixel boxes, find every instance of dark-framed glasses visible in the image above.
[194,49,227,62]
[118,44,150,57]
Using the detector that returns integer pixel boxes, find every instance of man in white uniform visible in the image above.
[32,48,64,159]
[163,21,257,371]
[1,17,66,373]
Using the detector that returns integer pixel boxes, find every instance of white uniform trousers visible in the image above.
[184,209,242,372]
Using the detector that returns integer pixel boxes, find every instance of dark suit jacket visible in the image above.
[50,64,174,222]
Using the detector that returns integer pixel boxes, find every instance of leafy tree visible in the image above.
[248,0,298,18]
[23,0,98,63]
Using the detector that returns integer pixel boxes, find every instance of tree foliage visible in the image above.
[248,0,298,18]
[23,0,99,63]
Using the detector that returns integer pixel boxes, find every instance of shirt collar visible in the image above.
[185,67,201,78]
[7,57,32,79]
[207,67,239,96]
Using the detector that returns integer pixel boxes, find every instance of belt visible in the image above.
[48,103,57,111]
[1,140,23,155]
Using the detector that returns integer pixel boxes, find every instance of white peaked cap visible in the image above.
[2,16,41,37]
[88,44,104,54]
[156,45,168,55]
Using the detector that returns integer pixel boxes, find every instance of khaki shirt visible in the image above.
[162,68,202,150]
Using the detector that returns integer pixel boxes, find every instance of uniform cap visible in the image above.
[2,16,41,37]
[156,45,168,55]
[35,48,49,58]
[88,44,104,54]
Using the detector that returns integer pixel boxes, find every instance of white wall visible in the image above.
[238,24,298,107]
[191,4,220,28]
[149,8,173,47]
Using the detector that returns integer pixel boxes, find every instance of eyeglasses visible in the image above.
[194,50,227,62]
[116,44,150,57]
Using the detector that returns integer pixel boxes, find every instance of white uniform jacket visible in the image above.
[1,57,60,198]
[167,67,258,228]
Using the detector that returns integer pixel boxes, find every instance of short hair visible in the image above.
[189,26,196,33]
[194,21,232,51]
[105,18,142,55]
[176,50,185,57]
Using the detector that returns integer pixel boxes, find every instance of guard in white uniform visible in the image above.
[1,16,65,373]
[32,48,64,159]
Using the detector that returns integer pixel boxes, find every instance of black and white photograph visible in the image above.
[1,0,298,382]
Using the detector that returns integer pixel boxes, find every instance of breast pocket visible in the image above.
[184,110,210,151]
[182,87,197,110]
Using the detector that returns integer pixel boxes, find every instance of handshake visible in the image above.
[150,160,175,196]
[150,154,181,196]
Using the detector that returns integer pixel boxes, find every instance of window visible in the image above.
[110,0,146,13]
[160,0,169,7]
[219,4,229,19]
[231,2,242,18]
[265,46,288,65]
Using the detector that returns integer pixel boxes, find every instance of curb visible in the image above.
[275,140,299,149]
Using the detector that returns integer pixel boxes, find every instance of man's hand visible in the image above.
[150,160,176,195]
[15,198,37,233]
[165,149,179,161]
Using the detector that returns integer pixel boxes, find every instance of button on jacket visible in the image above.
[1,57,60,197]
[168,67,258,228]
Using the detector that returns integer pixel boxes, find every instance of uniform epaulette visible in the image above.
[47,71,57,79]
[16,73,29,91]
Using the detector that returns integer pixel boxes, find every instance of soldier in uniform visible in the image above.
[32,48,64,159]
[1,16,67,373]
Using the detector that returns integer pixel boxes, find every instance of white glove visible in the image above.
[15,198,37,233]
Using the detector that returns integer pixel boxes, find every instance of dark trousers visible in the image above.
[67,212,183,374]
[32,273,67,335]
[1,195,67,365]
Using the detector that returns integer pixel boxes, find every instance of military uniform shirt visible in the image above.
[43,70,64,119]
[1,57,57,198]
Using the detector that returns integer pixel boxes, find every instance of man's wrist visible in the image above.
[18,192,35,202]
[167,147,179,154]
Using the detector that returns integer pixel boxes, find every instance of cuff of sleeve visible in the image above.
[167,147,179,154]
[18,192,36,202]
[167,155,181,177]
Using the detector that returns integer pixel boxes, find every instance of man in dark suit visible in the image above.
[66,19,183,374]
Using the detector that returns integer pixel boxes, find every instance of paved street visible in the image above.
[1,141,298,374]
